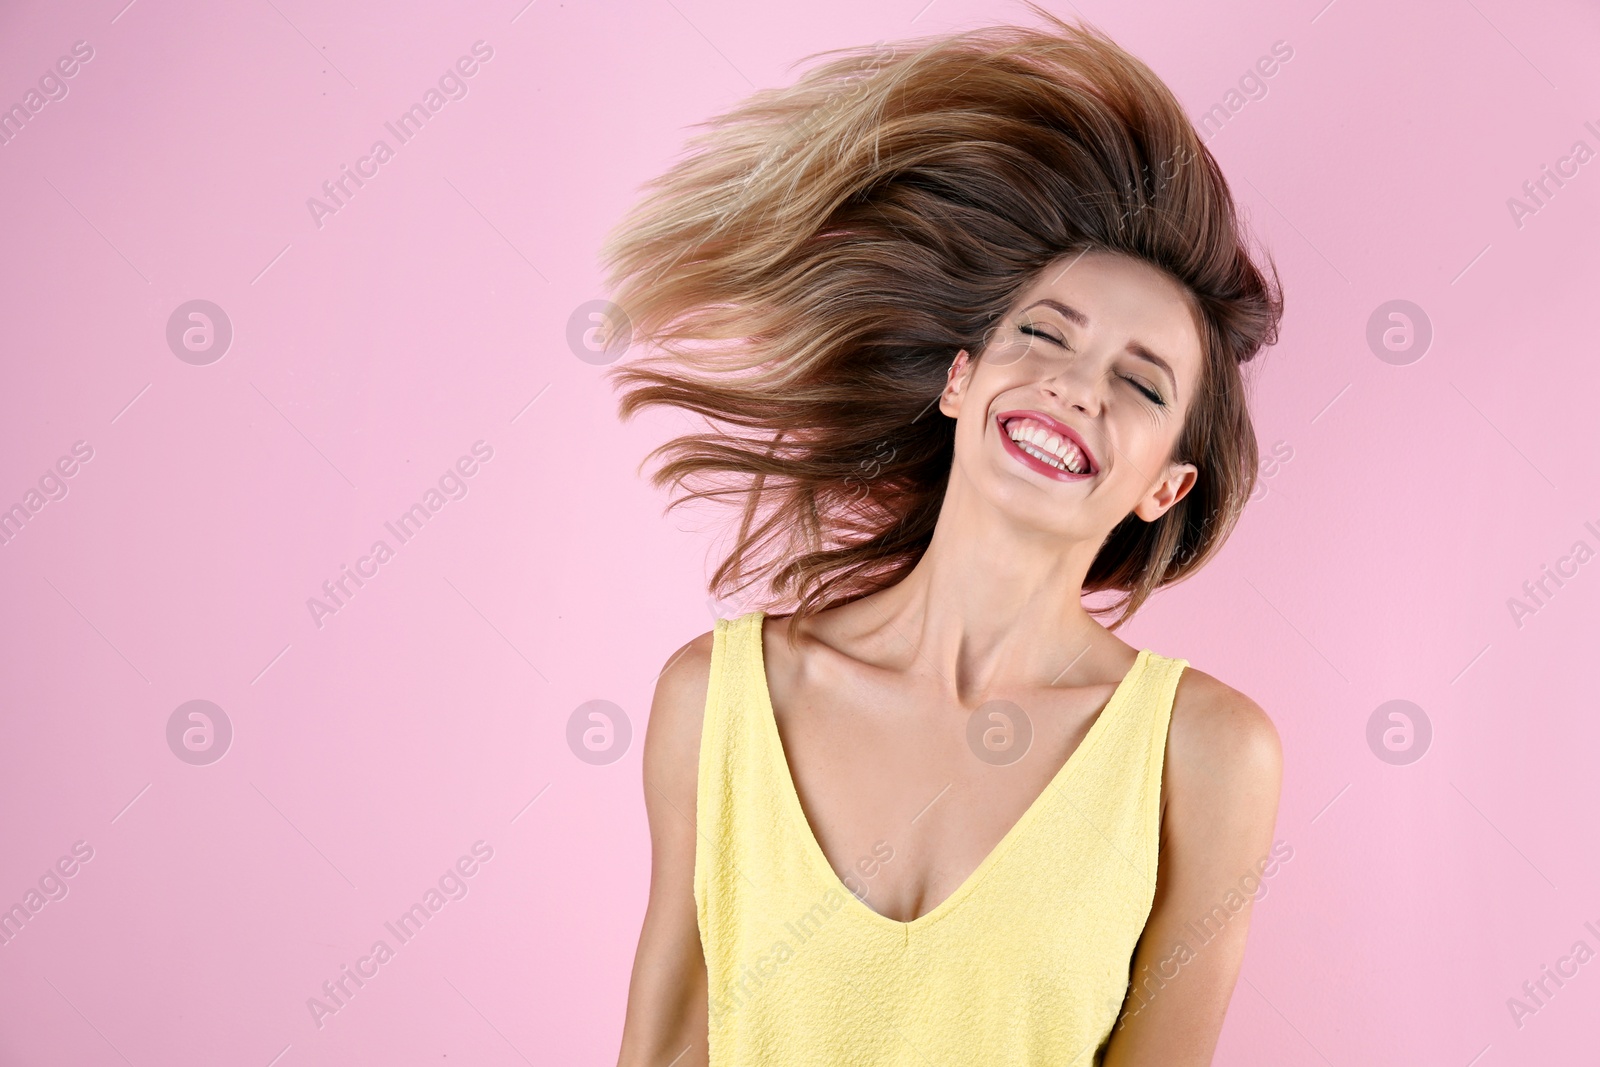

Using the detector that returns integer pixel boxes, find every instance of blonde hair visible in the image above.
[599,6,1282,631]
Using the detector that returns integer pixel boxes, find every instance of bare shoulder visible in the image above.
[641,628,718,809]
[649,629,717,737]
[1164,664,1282,810]
[620,629,718,1067]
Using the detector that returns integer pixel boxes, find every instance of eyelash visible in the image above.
[1018,325,1167,406]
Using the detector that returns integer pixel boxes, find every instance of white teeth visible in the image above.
[1019,441,1067,470]
[1005,419,1088,473]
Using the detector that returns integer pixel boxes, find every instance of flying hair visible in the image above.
[598,5,1284,635]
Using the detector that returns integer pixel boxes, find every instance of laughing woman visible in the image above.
[606,10,1284,1066]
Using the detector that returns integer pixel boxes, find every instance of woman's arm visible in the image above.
[616,632,715,1067]
[1101,668,1285,1066]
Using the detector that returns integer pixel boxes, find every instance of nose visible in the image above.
[1037,358,1102,417]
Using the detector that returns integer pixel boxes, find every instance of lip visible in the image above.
[994,409,1099,480]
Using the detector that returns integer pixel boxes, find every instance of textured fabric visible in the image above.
[694,609,1190,1066]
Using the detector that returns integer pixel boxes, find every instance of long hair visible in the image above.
[599,5,1283,634]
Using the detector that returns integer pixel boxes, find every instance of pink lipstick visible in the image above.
[995,409,1099,481]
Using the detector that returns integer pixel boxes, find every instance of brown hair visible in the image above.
[598,6,1282,632]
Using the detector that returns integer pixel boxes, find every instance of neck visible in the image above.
[845,470,1121,702]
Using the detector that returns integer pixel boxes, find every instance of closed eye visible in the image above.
[1019,324,1064,347]
[1124,377,1165,405]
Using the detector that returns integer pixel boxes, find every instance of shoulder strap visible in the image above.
[693,610,765,911]
[694,614,733,911]
[1139,651,1189,873]
[1061,650,1188,889]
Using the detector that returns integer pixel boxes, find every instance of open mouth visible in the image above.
[995,411,1098,479]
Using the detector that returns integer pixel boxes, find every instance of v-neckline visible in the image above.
[747,610,1151,933]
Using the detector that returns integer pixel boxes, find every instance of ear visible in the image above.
[937,350,973,418]
[1133,460,1198,522]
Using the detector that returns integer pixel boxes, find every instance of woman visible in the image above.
[606,9,1284,1065]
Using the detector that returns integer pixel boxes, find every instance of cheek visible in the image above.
[977,337,1033,371]
[960,406,992,454]
[955,401,1007,470]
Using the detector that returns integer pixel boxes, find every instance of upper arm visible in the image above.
[1101,667,1284,1067]
[616,629,716,1067]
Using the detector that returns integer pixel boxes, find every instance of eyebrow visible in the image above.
[1022,298,1179,394]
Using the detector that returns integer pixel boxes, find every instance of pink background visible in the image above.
[2,0,1597,1063]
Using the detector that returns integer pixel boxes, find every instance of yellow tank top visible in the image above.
[694,610,1189,1066]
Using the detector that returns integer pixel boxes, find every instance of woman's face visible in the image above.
[938,249,1203,543]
